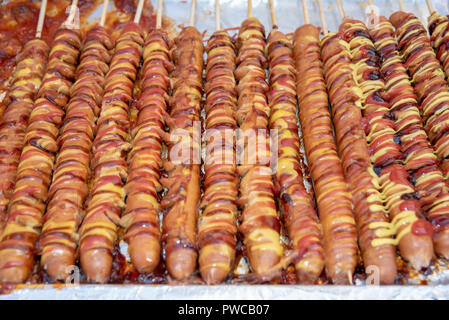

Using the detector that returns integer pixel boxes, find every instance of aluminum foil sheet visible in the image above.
[2,0,449,299]
[2,284,449,300]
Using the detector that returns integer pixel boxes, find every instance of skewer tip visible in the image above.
[301,0,310,25]
[269,0,277,29]
[189,0,196,27]
[156,0,163,29]
[100,0,109,27]
[35,0,48,38]
[317,0,328,35]
[134,0,145,24]
[215,0,221,31]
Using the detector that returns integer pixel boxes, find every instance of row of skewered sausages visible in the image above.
[1,10,449,285]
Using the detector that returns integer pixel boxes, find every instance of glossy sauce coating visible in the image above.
[0,39,49,229]
[321,31,390,284]
[198,30,238,284]
[161,26,203,281]
[122,29,173,275]
[235,17,283,275]
[341,19,432,272]
[39,25,114,281]
[0,27,81,284]
[268,28,324,283]
[391,11,449,259]
[294,25,358,285]
[78,23,143,283]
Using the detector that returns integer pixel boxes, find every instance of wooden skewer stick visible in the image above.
[67,0,79,26]
[134,0,145,23]
[302,0,310,25]
[156,0,163,29]
[426,0,435,14]
[215,0,221,31]
[100,0,109,27]
[336,0,345,19]
[367,0,375,13]
[398,0,405,11]
[189,0,196,27]
[35,0,48,38]
[317,0,328,35]
[269,0,277,29]
[248,0,252,18]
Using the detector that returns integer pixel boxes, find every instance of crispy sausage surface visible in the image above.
[341,19,432,271]
[122,29,173,274]
[161,26,203,280]
[0,28,81,284]
[198,30,238,284]
[38,25,114,281]
[391,11,449,258]
[78,23,143,283]
[235,18,283,276]
[321,31,396,284]
[268,28,324,283]
[0,39,49,229]
[294,25,359,284]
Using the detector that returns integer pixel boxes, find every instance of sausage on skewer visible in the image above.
[235,17,283,276]
[161,26,203,280]
[0,39,49,229]
[78,23,144,283]
[121,29,173,274]
[0,27,81,284]
[38,25,114,281]
[340,19,433,270]
[321,31,397,284]
[198,30,238,284]
[391,11,449,258]
[268,28,324,283]
[294,25,359,284]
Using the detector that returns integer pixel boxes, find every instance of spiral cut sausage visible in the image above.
[161,26,203,280]
[294,25,358,284]
[429,12,449,84]
[37,26,114,281]
[267,29,324,283]
[391,12,449,258]
[390,13,449,181]
[0,39,49,229]
[321,32,398,284]
[370,16,449,259]
[0,28,81,284]
[341,19,433,271]
[234,18,283,275]
[198,31,238,284]
[121,29,173,275]
[78,23,144,283]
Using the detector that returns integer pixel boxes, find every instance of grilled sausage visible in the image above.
[294,25,359,285]
[122,29,173,274]
[321,31,396,284]
[161,26,203,280]
[0,27,81,284]
[268,28,324,283]
[38,25,114,281]
[391,11,449,258]
[198,30,238,284]
[235,17,283,275]
[78,23,144,283]
[0,39,49,229]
